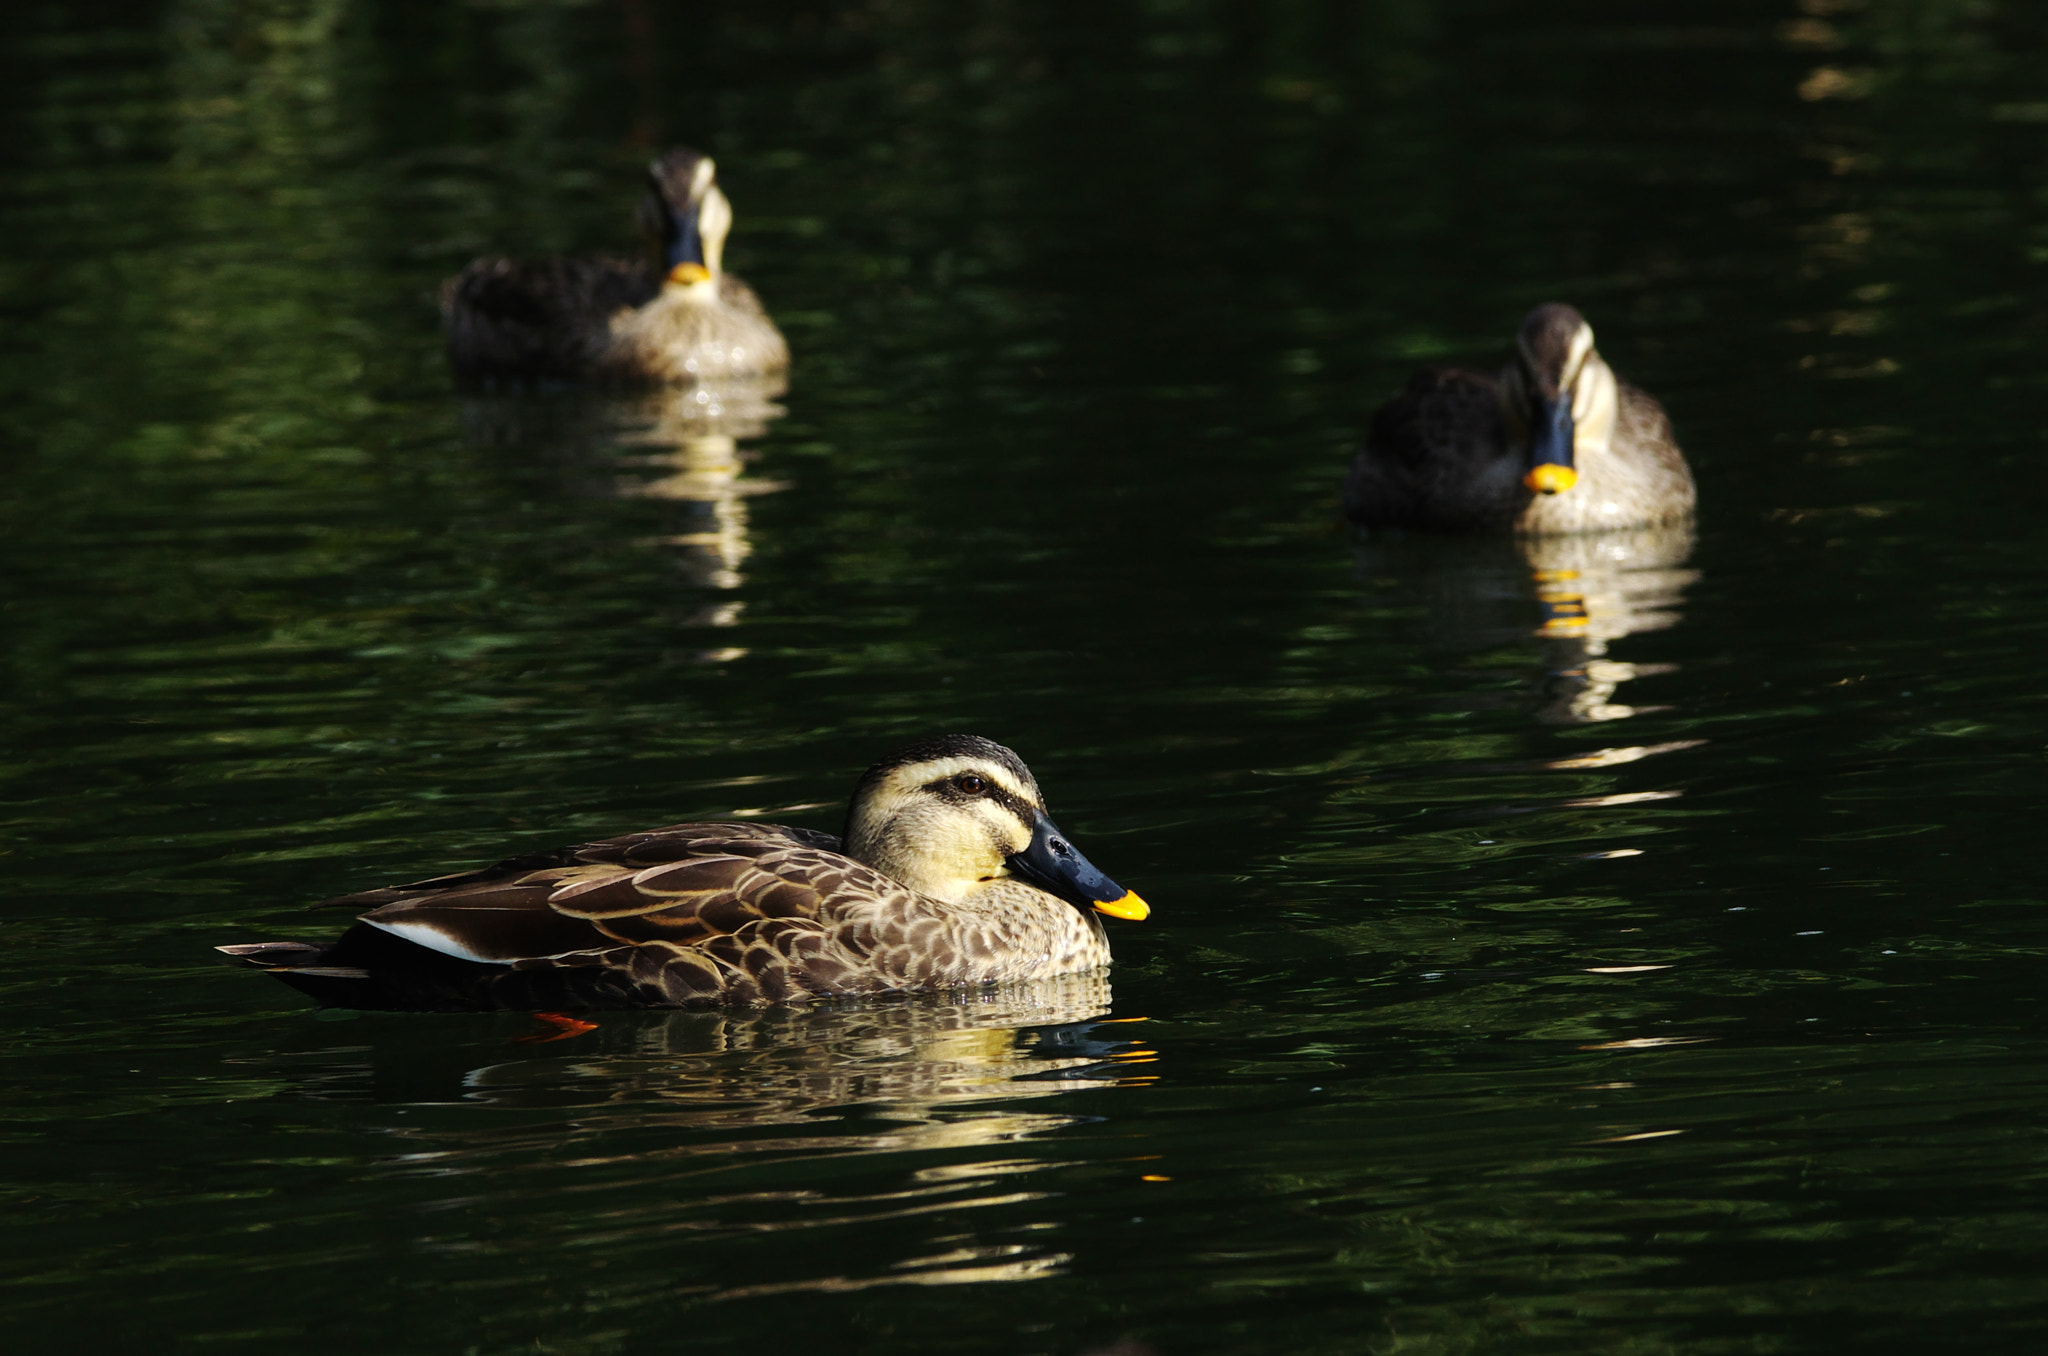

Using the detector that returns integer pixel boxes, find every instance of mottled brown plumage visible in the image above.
[219,736,1148,1011]
[442,147,788,385]
[1344,304,1695,535]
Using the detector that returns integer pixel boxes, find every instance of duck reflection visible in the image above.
[458,373,788,636]
[239,977,1144,1297]
[459,979,1144,1136]
[1355,521,1698,725]
[261,973,1144,1137]
[1522,524,1698,724]
[607,377,788,609]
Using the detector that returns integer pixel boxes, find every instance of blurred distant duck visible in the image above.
[1344,304,1694,534]
[219,736,1149,1011]
[442,147,789,385]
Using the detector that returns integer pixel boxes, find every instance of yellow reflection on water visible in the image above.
[611,378,790,599]
[443,972,1138,1137]
[1520,524,1699,725]
[1352,523,1699,729]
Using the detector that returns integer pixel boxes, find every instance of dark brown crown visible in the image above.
[647,146,713,207]
[850,734,1043,810]
[1516,303,1588,392]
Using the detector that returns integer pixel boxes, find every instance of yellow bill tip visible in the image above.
[1093,889,1150,922]
[1525,463,1578,495]
[668,262,712,285]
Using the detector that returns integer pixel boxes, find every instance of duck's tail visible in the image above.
[216,941,365,975]
[216,930,506,1010]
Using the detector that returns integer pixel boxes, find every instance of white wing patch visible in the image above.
[363,916,508,965]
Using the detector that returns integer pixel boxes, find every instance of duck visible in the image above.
[218,735,1150,1011]
[442,147,789,385]
[1343,303,1695,535]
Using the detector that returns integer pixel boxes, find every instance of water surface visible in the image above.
[5,1,2048,1351]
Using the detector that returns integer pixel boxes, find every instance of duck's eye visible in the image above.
[954,774,988,795]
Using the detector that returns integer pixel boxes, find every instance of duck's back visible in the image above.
[1344,367,1526,532]
[222,821,912,1010]
[442,255,660,383]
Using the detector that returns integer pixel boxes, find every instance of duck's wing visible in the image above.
[1614,380,1697,515]
[441,255,659,382]
[312,820,843,910]
[223,822,892,1009]
[1344,367,1523,532]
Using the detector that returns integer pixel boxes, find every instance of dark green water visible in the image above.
[5,0,2048,1351]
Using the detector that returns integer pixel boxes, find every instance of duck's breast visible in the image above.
[1515,383,1694,534]
[601,276,790,383]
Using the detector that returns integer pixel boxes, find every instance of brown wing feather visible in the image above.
[357,879,615,962]
[228,821,963,1010]
[547,856,757,918]
[295,823,876,1002]
[441,254,658,383]
[319,822,841,908]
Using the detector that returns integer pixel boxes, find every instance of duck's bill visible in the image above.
[1091,889,1150,921]
[1524,394,1577,494]
[1007,812,1151,923]
[654,176,708,273]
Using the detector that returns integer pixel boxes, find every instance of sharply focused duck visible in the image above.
[1344,304,1695,534]
[219,736,1149,1010]
[442,147,789,385]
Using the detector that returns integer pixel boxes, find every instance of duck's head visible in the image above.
[641,146,732,295]
[1510,303,1620,496]
[844,734,1150,921]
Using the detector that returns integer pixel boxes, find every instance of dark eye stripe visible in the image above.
[925,773,1039,823]
[987,785,1038,823]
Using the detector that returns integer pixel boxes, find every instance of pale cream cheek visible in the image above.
[1569,355,1602,422]
[1572,359,1619,459]
[930,809,1003,881]
[1560,325,1596,390]
[869,800,1009,899]
[977,799,1033,858]
[698,189,731,277]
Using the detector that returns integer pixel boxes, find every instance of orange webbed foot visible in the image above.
[514,1011,600,1044]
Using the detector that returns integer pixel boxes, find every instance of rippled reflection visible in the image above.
[1354,522,1699,727]
[232,975,1146,1299]
[611,378,789,612]
[1522,524,1699,724]
[268,972,1139,1130]
[460,374,788,640]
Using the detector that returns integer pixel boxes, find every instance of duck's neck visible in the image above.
[845,825,990,905]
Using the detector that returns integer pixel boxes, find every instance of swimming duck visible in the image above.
[1344,304,1695,535]
[218,735,1149,1011]
[442,147,789,385]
